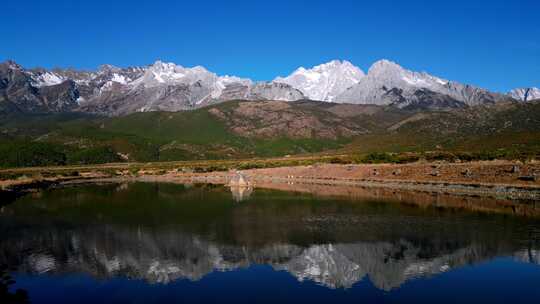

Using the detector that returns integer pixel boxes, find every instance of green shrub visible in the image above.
[395,153,420,163]
[424,151,457,162]
[328,157,350,164]
[193,167,206,173]
[237,162,265,170]
[0,142,66,168]
[471,149,510,161]
[358,152,399,164]
[454,152,474,162]
[67,146,122,165]
[206,165,228,172]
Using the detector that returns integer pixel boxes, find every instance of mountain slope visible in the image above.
[74,61,305,115]
[0,61,81,114]
[336,60,511,109]
[1,99,540,167]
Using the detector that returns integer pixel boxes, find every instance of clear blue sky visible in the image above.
[1,0,538,92]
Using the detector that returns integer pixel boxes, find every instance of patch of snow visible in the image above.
[74,78,92,85]
[138,105,151,112]
[210,75,252,98]
[111,73,129,84]
[132,60,214,88]
[436,78,448,85]
[32,72,65,87]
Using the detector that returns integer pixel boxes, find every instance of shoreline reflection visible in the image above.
[1,182,540,292]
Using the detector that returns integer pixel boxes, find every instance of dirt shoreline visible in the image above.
[131,161,540,200]
[2,161,540,203]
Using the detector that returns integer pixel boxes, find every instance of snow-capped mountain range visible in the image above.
[0,59,537,116]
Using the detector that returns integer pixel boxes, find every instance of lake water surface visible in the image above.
[1,182,540,303]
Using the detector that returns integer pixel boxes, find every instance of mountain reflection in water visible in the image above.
[1,182,540,293]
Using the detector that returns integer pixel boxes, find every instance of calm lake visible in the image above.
[1,182,540,303]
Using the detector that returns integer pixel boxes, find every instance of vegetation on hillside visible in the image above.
[0,100,539,168]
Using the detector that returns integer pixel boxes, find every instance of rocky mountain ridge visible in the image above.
[335,59,511,109]
[1,60,305,116]
[1,59,535,116]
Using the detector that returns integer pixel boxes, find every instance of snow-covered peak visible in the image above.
[149,60,181,73]
[312,59,357,71]
[148,61,187,81]
[509,87,540,102]
[274,60,365,101]
[130,60,216,88]
[366,59,448,87]
[368,59,404,75]
[30,72,66,87]
[147,60,211,75]
[151,60,171,68]
[98,64,122,73]
[189,65,212,74]
[131,61,257,102]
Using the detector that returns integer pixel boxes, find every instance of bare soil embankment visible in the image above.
[106,160,540,217]
[156,161,540,200]
[2,161,540,208]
